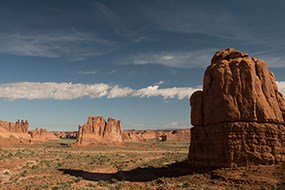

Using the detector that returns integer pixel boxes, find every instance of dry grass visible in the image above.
[0,139,284,189]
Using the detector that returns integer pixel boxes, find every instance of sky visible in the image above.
[0,0,285,131]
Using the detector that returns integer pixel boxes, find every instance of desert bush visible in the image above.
[20,170,28,177]
[74,177,83,183]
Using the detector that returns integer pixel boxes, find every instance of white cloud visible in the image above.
[107,85,133,98]
[0,82,201,101]
[0,81,283,101]
[259,56,285,68]
[277,81,285,97]
[78,70,98,75]
[141,2,251,41]
[0,31,116,60]
[131,50,215,68]
[133,85,200,100]
[166,121,188,129]
[0,82,110,101]
[154,80,165,85]
[160,56,174,60]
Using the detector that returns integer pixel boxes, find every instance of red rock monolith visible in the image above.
[76,116,122,145]
[188,48,285,167]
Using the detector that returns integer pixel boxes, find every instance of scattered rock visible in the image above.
[189,48,285,167]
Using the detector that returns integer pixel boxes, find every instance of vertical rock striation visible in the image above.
[0,120,31,144]
[189,48,285,167]
[76,116,122,145]
[29,128,48,142]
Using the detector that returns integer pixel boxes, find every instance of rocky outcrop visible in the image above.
[104,118,122,143]
[162,129,190,141]
[122,129,190,142]
[189,48,285,167]
[52,131,77,139]
[76,116,122,145]
[0,120,31,144]
[45,132,61,140]
[0,120,29,133]
[29,128,48,142]
[29,128,60,142]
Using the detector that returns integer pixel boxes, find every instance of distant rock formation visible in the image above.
[0,120,31,144]
[76,116,122,145]
[0,120,29,133]
[188,48,285,167]
[29,128,59,142]
[122,129,190,142]
[52,131,77,139]
[29,128,47,142]
[46,131,60,141]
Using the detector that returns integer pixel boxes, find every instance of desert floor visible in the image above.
[0,139,284,190]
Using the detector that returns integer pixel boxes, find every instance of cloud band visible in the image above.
[0,82,200,101]
[0,81,283,101]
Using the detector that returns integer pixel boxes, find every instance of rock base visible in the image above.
[188,122,285,167]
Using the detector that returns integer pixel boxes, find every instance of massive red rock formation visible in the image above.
[0,120,31,144]
[189,48,285,167]
[122,129,190,142]
[76,116,122,145]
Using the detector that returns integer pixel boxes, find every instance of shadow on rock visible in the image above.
[58,161,214,182]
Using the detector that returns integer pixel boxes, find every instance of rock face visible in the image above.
[46,132,60,141]
[0,120,29,133]
[122,129,190,142]
[189,48,285,167]
[29,128,60,142]
[29,128,48,142]
[76,116,122,145]
[0,120,31,144]
[52,131,77,139]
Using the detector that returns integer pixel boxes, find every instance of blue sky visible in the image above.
[0,0,285,131]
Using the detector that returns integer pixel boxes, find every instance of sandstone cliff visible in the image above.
[29,128,47,142]
[189,48,285,167]
[122,129,190,142]
[0,120,31,144]
[45,132,60,140]
[76,116,122,145]
[52,131,77,139]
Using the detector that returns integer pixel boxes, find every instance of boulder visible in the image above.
[189,48,285,167]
